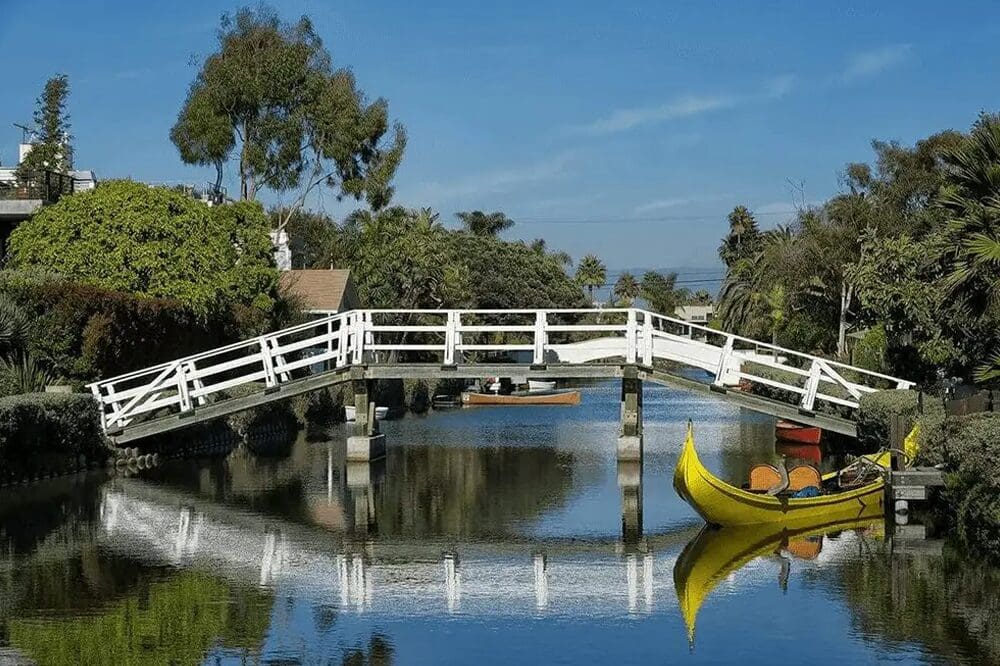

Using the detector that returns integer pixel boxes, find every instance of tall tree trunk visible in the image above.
[837,281,853,359]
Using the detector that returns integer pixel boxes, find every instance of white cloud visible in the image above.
[407,151,578,203]
[569,94,734,136]
[634,197,695,214]
[633,193,730,215]
[841,44,912,82]
[570,75,796,136]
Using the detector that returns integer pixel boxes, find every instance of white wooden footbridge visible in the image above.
[87,308,913,444]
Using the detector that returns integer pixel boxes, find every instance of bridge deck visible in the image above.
[90,308,908,443]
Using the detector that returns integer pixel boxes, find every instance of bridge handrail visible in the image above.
[638,309,912,385]
[87,307,914,435]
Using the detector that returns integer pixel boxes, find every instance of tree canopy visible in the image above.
[715,114,1000,384]
[7,181,279,315]
[171,5,406,228]
[15,74,72,179]
[279,205,586,310]
[455,210,515,236]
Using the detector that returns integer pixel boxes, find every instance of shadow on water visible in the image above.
[0,381,998,663]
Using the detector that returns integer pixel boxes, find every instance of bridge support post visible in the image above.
[347,458,384,535]
[617,365,643,462]
[347,376,386,462]
[618,460,643,544]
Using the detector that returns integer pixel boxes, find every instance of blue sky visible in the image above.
[1,1,998,270]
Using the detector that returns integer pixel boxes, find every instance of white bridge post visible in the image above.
[801,359,822,412]
[533,311,547,366]
[445,311,458,366]
[625,310,637,364]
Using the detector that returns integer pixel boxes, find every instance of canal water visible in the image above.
[1,381,997,664]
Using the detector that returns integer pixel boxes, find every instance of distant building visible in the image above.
[278,269,360,314]
[674,304,714,324]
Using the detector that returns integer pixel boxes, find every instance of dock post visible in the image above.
[618,365,643,462]
[347,375,386,462]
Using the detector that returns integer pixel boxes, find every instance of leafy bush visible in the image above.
[7,180,278,315]
[0,271,274,382]
[852,324,888,374]
[917,413,1000,557]
[856,389,942,451]
[0,393,110,478]
[220,383,300,438]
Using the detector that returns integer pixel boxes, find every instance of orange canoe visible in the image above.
[461,390,581,406]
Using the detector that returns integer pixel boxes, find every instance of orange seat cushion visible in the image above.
[788,465,822,492]
[749,464,782,491]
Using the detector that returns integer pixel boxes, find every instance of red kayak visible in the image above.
[775,420,822,445]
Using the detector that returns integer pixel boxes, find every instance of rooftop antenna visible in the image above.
[14,123,36,145]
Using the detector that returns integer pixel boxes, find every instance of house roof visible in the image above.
[278,269,355,313]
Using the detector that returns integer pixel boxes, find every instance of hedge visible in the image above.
[0,393,110,479]
[856,389,943,452]
[916,413,1000,558]
[0,271,273,383]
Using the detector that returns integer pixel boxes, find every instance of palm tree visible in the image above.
[0,296,28,358]
[716,226,794,338]
[938,113,1000,317]
[639,271,686,314]
[455,210,514,236]
[718,205,761,268]
[613,272,640,306]
[575,254,606,303]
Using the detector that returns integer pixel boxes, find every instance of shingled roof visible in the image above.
[278,269,360,313]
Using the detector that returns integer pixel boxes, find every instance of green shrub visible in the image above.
[856,389,942,451]
[403,379,431,414]
[0,393,110,478]
[0,271,273,382]
[7,180,278,315]
[916,413,1000,557]
[0,366,20,398]
[292,385,347,424]
[852,324,888,374]
[220,383,300,438]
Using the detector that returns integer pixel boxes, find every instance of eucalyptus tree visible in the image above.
[455,210,515,236]
[171,6,406,230]
[575,255,606,302]
[613,272,640,306]
[15,74,72,179]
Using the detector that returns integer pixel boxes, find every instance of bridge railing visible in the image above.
[88,308,913,434]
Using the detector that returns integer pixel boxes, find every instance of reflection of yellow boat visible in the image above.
[673,516,884,644]
[673,423,886,528]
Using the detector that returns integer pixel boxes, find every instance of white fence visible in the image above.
[87,308,914,434]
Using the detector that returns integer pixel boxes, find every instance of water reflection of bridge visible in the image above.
[100,479,699,616]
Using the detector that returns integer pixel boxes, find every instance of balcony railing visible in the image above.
[0,170,74,204]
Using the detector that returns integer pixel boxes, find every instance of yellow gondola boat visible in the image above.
[673,515,885,644]
[673,422,888,528]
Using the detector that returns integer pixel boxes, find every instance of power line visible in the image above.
[512,209,797,225]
